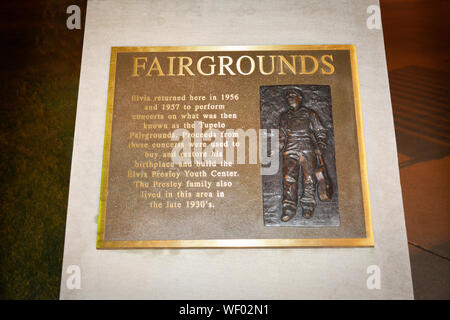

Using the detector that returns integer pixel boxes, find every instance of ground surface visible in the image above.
[381,0,450,299]
[0,0,86,299]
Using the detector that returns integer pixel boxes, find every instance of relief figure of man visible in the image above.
[279,89,328,221]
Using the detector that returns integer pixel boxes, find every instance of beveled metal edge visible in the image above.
[110,44,355,53]
[96,49,117,246]
[97,237,374,249]
[349,45,374,247]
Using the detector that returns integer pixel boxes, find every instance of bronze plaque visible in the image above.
[97,45,373,248]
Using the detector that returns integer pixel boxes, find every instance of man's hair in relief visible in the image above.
[284,88,304,99]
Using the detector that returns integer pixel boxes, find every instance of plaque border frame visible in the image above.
[96,45,374,249]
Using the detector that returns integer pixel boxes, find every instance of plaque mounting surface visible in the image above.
[97,45,373,248]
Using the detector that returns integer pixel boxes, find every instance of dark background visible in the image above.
[0,0,448,299]
[0,0,87,299]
